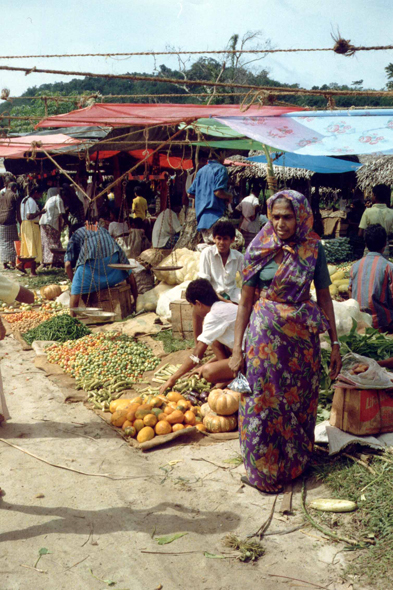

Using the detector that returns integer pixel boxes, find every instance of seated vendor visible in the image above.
[152,201,182,249]
[159,279,238,394]
[64,224,138,316]
[349,224,393,332]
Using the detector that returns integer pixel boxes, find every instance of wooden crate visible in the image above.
[170,299,193,340]
[330,386,393,435]
[82,282,133,321]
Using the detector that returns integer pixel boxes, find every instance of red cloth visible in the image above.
[0,134,81,159]
[35,103,304,129]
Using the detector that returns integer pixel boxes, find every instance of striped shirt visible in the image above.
[349,252,393,330]
[64,226,129,269]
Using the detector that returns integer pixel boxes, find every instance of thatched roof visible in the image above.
[356,155,393,192]
[227,155,313,182]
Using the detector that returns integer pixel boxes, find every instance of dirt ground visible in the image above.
[0,334,370,590]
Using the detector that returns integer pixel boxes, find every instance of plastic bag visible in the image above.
[339,352,393,389]
[156,281,191,320]
[228,372,252,394]
[332,299,372,337]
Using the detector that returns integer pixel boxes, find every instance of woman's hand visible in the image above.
[228,349,244,376]
[159,377,175,396]
[329,345,342,380]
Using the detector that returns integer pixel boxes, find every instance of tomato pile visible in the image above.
[4,310,54,331]
[46,333,160,381]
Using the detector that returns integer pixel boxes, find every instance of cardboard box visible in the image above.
[330,386,393,435]
[170,299,193,340]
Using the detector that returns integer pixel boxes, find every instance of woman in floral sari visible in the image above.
[229,191,341,493]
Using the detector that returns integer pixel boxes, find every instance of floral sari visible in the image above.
[240,190,329,490]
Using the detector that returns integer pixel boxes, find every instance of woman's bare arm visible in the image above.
[316,287,342,379]
[228,285,255,374]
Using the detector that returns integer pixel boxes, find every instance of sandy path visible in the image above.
[0,334,366,590]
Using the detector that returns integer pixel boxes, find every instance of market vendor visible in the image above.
[17,187,44,276]
[159,279,238,394]
[152,200,182,249]
[350,224,393,332]
[64,224,138,316]
[358,184,393,258]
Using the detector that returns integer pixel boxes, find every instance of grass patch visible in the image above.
[152,329,194,353]
[10,267,68,290]
[310,452,393,588]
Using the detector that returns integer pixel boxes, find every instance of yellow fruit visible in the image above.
[172,423,185,432]
[131,396,143,405]
[166,392,184,403]
[329,284,338,296]
[143,414,158,427]
[125,403,141,422]
[176,400,191,413]
[164,406,174,415]
[137,426,155,443]
[196,423,207,432]
[155,420,172,435]
[110,408,129,427]
[184,410,196,425]
[330,270,345,282]
[109,399,132,414]
[166,410,185,425]
[134,419,145,433]
[122,419,133,431]
[157,412,167,421]
[135,404,153,419]
[168,401,178,409]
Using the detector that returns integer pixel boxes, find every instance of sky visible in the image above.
[0,0,392,99]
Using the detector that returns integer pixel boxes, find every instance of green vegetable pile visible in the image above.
[23,314,91,345]
[321,237,354,264]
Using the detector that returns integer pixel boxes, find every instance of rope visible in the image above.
[40,148,91,202]
[0,39,393,58]
[1,64,393,97]
[3,92,252,101]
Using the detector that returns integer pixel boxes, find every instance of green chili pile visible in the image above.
[23,314,91,345]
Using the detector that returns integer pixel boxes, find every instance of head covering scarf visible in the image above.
[243,190,320,303]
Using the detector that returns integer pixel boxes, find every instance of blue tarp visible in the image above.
[246,152,362,174]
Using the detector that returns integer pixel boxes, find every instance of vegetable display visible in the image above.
[140,366,211,406]
[4,310,55,332]
[321,238,354,264]
[47,333,160,382]
[23,314,90,345]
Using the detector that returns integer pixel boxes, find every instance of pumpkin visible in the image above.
[143,413,158,427]
[201,402,214,417]
[111,408,129,427]
[157,412,167,421]
[196,423,207,432]
[203,413,237,433]
[109,399,132,414]
[166,392,184,403]
[123,425,136,437]
[40,284,62,300]
[134,419,145,433]
[208,389,240,416]
[172,423,185,432]
[135,404,153,419]
[137,426,155,443]
[155,420,172,435]
[125,403,141,422]
[166,410,184,425]
[184,411,196,426]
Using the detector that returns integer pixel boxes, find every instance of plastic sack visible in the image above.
[136,282,172,314]
[156,281,191,320]
[228,372,252,394]
[332,299,372,337]
[339,352,393,390]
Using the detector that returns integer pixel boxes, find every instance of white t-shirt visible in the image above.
[109,221,129,238]
[0,275,19,304]
[20,197,39,221]
[152,210,182,248]
[198,301,238,350]
[40,195,65,231]
[236,195,261,233]
[198,245,244,303]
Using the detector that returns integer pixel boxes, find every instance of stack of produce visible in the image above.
[328,268,350,298]
[47,333,160,399]
[153,248,200,285]
[321,238,354,264]
[23,314,90,346]
[201,388,240,433]
[4,310,55,332]
[139,366,211,406]
[0,301,34,313]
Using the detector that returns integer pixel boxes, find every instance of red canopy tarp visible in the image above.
[35,103,303,129]
[0,134,82,158]
[90,149,194,169]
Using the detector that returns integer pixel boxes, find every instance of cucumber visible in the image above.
[309,499,357,512]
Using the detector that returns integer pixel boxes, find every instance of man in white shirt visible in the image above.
[159,279,237,393]
[198,220,243,303]
[39,189,66,268]
[152,204,182,249]
[236,190,261,249]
